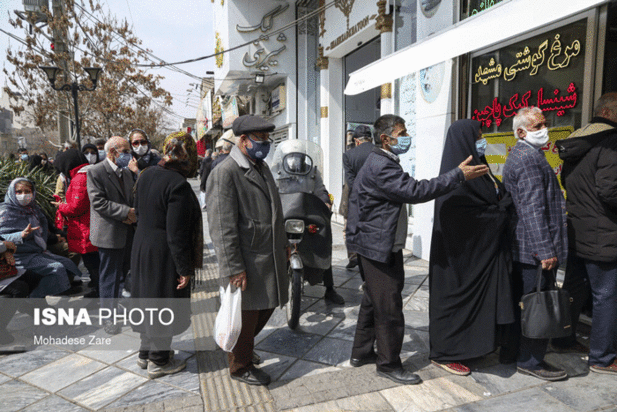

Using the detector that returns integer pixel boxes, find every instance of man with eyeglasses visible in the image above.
[207,115,289,386]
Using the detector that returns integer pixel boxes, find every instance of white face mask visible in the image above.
[16,193,33,206]
[85,153,97,164]
[523,127,549,146]
[134,145,148,156]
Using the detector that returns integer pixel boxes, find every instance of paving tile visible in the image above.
[77,333,139,364]
[468,363,545,396]
[402,309,429,331]
[338,275,364,291]
[103,380,193,409]
[0,379,48,412]
[544,352,589,377]
[448,387,575,412]
[405,295,429,312]
[21,353,107,392]
[254,350,297,382]
[157,355,200,393]
[58,366,148,410]
[0,348,70,377]
[327,315,359,342]
[263,307,289,330]
[296,312,343,336]
[402,329,430,354]
[21,394,88,412]
[540,372,617,411]
[403,272,428,285]
[278,359,340,381]
[380,376,483,411]
[255,328,323,359]
[0,372,11,385]
[115,350,194,379]
[303,337,354,366]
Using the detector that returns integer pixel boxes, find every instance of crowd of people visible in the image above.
[1,94,616,389]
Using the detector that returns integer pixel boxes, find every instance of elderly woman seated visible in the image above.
[0,178,81,298]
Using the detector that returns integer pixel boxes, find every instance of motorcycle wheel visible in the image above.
[286,265,303,330]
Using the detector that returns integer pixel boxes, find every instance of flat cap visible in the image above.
[353,125,372,139]
[232,114,276,135]
[220,129,237,145]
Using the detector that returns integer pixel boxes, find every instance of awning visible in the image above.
[344,0,607,96]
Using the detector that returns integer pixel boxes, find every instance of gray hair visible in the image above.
[373,114,405,145]
[222,141,233,152]
[593,92,617,120]
[513,107,543,138]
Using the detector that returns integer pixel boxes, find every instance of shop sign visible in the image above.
[238,4,289,72]
[473,34,581,85]
[321,0,378,54]
[472,82,578,127]
[221,96,239,129]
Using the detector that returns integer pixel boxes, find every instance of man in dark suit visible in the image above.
[87,136,136,335]
[503,107,568,381]
[342,125,374,269]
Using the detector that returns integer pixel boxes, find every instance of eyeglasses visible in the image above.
[131,140,148,147]
[250,133,273,143]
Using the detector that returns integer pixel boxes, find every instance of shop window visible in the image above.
[394,0,417,52]
[603,2,617,94]
[470,20,587,133]
[460,0,504,20]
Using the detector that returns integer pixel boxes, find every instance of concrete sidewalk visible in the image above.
[1,178,614,412]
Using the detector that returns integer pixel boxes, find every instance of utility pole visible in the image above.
[51,0,71,146]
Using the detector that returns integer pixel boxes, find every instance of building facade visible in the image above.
[212,0,615,260]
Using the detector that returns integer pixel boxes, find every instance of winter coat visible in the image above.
[206,145,289,310]
[503,140,567,265]
[346,147,464,263]
[557,117,617,262]
[58,164,97,254]
[130,165,201,337]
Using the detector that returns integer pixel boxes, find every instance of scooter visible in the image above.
[271,140,333,329]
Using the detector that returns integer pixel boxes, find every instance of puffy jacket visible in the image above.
[346,148,464,263]
[557,117,617,262]
[58,163,98,254]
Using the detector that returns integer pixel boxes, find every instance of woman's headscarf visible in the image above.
[82,143,100,163]
[54,149,88,179]
[159,131,198,178]
[439,119,504,204]
[29,154,43,171]
[0,178,48,251]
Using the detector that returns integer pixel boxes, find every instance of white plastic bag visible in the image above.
[199,191,206,208]
[214,284,242,352]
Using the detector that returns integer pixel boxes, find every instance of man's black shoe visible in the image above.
[377,368,422,385]
[103,320,121,335]
[230,367,271,386]
[252,351,262,365]
[345,259,358,269]
[350,352,377,367]
[324,288,345,305]
[517,362,567,381]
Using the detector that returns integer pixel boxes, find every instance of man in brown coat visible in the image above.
[207,115,289,386]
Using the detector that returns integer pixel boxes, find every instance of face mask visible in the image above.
[16,193,33,206]
[245,136,271,161]
[134,145,149,156]
[85,153,97,164]
[476,138,488,157]
[523,127,549,147]
[115,152,132,168]
[98,150,106,160]
[41,159,47,165]
[20,154,28,161]
[388,135,412,155]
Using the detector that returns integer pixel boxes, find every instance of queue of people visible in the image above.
[2,95,616,388]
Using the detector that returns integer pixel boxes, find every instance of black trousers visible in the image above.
[139,333,173,365]
[352,251,405,372]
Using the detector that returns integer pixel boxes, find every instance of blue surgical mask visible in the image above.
[476,138,487,157]
[246,135,271,161]
[98,149,106,160]
[389,135,411,155]
[20,154,29,161]
[115,152,132,168]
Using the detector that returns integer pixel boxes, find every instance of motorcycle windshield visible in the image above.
[271,140,324,194]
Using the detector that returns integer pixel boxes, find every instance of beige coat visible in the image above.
[206,145,289,310]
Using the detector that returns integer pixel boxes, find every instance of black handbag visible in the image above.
[519,266,573,339]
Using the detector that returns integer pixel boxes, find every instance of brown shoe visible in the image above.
[517,362,567,381]
[590,361,617,375]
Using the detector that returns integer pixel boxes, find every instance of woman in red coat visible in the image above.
[53,149,100,298]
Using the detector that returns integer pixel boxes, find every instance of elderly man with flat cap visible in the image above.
[207,114,289,386]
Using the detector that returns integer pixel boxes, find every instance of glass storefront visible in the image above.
[469,20,587,133]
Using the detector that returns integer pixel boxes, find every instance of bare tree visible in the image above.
[3,0,174,141]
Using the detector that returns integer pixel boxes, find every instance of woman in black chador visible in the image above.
[428,119,516,375]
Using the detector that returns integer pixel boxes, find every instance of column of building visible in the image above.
[376,0,394,115]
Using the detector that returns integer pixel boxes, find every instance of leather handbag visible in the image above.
[519,266,573,339]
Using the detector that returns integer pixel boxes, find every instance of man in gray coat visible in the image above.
[207,115,289,386]
[87,136,136,335]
